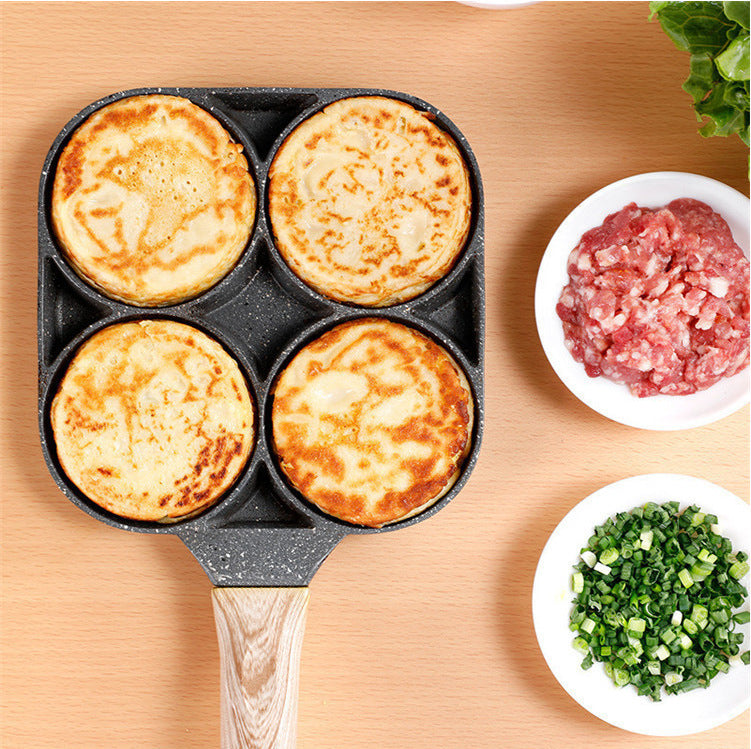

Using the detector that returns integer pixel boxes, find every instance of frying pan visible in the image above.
[38,87,485,747]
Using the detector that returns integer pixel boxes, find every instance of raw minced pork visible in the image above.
[556,198,749,397]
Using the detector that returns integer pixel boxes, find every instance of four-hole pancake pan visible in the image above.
[37,87,484,747]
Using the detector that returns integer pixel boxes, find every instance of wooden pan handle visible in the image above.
[211,587,309,749]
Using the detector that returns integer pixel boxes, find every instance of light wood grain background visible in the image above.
[1,2,748,747]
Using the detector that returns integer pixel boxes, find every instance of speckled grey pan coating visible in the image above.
[37,87,485,587]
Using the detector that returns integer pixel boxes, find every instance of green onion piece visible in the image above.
[661,628,677,645]
[711,609,730,625]
[640,529,654,550]
[729,561,750,580]
[581,550,596,568]
[690,560,715,581]
[683,618,699,636]
[690,604,709,625]
[678,568,694,588]
[627,636,644,654]
[573,637,589,654]
[613,668,630,687]
[674,677,702,693]
[572,571,584,593]
[581,617,596,635]
[628,617,646,637]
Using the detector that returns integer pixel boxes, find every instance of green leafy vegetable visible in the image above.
[650,1,750,145]
[570,502,749,701]
[724,2,751,29]
[716,32,750,80]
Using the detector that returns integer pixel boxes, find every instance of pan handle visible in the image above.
[212,587,309,749]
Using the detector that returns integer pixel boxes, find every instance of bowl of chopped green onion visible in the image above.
[532,473,750,735]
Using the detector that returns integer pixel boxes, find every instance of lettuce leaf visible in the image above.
[716,31,750,80]
[723,2,750,30]
[649,2,735,54]
[650,1,750,145]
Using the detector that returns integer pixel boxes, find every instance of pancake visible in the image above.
[271,318,473,527]
[50,320,254,521]
[268,96,472,307]
[51,94,255,306]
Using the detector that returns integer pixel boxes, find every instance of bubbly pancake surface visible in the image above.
[268,96,472,306]
[51,94,255,306]
[271,318,473,527]
[50,320,254,521]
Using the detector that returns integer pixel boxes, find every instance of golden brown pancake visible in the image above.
[51,95,255,306]
[268,96,472,307]
[50,320,254,521]
[271,318,473,527]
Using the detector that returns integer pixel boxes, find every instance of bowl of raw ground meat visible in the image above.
[535,172,749,430]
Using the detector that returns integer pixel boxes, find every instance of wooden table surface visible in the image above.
[1,2,748,747]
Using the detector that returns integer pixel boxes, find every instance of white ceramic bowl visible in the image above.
[457,1,538,7]
[532,473,751,736]
[534,172,750,430]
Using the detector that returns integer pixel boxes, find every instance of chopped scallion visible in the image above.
[729,560,750,580]
[600,548,620,566]
[640,529,654,551]
[572,571,584,593]
[581,617,596,635]
[678,568,694,588]
[569,501,749,701]
[580,550,597,568]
